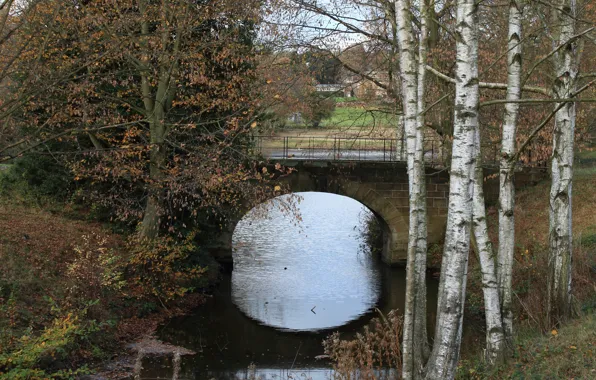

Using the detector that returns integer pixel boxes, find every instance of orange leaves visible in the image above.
[127,233,207,302]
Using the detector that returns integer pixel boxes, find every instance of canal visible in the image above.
[141,192,440,379]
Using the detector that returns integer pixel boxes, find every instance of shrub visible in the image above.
[0,154,73,202]
[357,210,383,256]
[323,310,402,379]
[0,312,93,379]
[304,93,336,128]
[127,233,208,303]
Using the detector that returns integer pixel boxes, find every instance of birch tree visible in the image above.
[394,0,431,377]
[424,0,479,377]
[547,0,579,323]
[497,0,524,349]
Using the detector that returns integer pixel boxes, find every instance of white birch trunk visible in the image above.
[413,0,430,368]
[395,0,429,377]
[424,0,479,377]
[472,127,506,366]
[497,0,523,347]
[548,0,577,323]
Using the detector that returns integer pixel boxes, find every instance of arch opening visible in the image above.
[230,192,391,331]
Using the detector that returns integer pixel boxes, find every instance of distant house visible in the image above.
[341,70,391,99]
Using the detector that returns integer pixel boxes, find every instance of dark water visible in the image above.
[141,193,440,379]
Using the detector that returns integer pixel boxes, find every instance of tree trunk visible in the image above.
[137,0,178,240]
[497,0,523,348]
[424,0,479,377]
[139,110,167,240]
[472,127,506,366]
[548,0,577,324]
[414,0,430,367]
[395,0,429,377]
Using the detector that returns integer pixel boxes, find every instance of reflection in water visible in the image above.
[142,193,439,379]
[232,192,381,331]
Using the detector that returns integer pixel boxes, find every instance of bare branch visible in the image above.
[425,65,551,95]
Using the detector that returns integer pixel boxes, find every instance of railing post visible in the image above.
[334,137,338,161]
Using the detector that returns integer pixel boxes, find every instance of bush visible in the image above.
[0,154,73,203]
[127,233,209,303]
[358,210,383,256]
[304,93,336,128]
[0,311,95,379]
[323,310,402,379]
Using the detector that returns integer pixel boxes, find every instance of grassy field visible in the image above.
[284,104,398,134]
[321,106,397,129]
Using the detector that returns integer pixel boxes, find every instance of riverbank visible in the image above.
[457,156,596,377]
[0,201,212,378]
[458,310,596,379]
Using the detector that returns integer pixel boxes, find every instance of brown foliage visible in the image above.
[323,310,402,379]
[4,0,274,237]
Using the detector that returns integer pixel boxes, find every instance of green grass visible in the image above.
[333,96,361,103]
[458,311,596,379]
[321,106,397,129]
[282,105,398,131]
[576,149,596,167]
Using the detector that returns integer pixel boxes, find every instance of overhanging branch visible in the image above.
[425,65,551,96]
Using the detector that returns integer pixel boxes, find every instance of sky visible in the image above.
[260,0,372,51]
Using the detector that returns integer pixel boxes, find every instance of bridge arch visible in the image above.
[336,182,408,265]
[213,165,413,267]
[211,159,548,268]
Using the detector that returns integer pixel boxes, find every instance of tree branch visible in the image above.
[522,27,595,88]
[510,79,596,165]
[480,98,596,107]
[425,65,550,95]
[0,121,145,163]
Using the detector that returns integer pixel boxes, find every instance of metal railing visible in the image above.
[254,135,448,166]
[253,135,548,168]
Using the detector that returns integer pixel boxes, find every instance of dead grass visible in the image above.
[458,312,596,379]
[505,164,596,331]
[0,201,205,376]
[459,155,596,377]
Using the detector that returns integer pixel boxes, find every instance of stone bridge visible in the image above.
[212,160,547,267]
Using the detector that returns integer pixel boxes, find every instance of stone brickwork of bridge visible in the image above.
[213,161,547,266]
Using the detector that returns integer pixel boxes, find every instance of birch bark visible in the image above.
[424,0,479,377]
[497,0,523,347]
[472,126,506,366]
[394,0,429,377]
[548,0,577,323]
[413,0,430,367]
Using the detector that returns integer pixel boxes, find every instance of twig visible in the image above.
[513,291,540,328]
[290,342,302,370]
